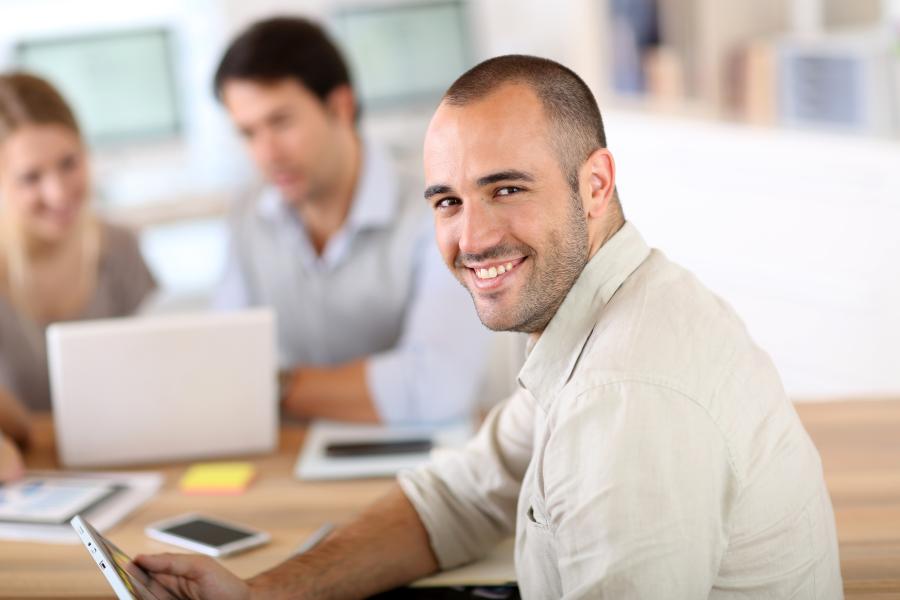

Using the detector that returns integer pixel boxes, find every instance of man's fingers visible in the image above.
[142,572,184,600]
[135,552,250,600]
[135,553,212,578]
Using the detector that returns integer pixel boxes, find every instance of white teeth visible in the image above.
[476,267,497,280]
[474,261,517,280]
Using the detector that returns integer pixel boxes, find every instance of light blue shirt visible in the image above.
[214,140,491,424]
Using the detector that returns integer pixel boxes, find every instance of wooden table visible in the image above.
[795,400,900,599]
[1,414,395,599]
[3,401,900,599]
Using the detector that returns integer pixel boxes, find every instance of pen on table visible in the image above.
[290,522,335,558]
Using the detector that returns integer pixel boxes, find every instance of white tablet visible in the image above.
[71,515,160,600]
[145,512,269,557]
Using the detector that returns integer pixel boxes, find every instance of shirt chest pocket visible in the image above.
[526,494,552,531]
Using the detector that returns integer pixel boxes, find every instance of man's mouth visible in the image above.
[274,175,296,186]
[464,257,526,288]
[272,170,301,186]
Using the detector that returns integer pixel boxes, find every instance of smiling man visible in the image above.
[137,55,842,599]
[211,17,489,424]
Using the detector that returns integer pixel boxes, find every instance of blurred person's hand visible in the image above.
[0,433,24,483]
[0,386,31,447]
[134,553,252,600]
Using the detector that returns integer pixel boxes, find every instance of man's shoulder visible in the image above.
[576,249,780,409]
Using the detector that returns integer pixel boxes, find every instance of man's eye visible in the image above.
[270,114,291,129]
[496,186,521,196]
[434,197,461,209]
[19,171,40,186]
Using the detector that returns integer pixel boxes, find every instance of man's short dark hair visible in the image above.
[444,55,612,197]
[213,16,354,112]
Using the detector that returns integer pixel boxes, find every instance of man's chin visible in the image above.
[278,188,304,205]
[273,180,310,204]
[473,302,518,333]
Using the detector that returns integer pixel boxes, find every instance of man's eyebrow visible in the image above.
[476,170,535,187]
[424,170,535,200]
[424,184,453,200]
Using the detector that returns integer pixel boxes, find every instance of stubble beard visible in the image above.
[458,191,589,334]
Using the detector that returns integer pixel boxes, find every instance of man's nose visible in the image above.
[458,201,503,256]
[253,131,281,167]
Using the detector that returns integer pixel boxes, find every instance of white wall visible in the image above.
[608,111,900,399]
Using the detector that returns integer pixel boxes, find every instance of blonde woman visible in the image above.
[0,72,156,454]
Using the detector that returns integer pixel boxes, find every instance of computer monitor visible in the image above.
[331,0,471,108]
[16,28,181,143]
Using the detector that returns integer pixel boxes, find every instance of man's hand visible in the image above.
[134,553,251,600]
[0,434,24,483]
[280,361,379,422]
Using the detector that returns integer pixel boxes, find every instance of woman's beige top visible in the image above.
[0,223,156,411]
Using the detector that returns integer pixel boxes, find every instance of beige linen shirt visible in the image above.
[399,222,842,598]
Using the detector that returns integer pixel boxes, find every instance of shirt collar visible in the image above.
[517,222,651,411]
[256,137,398,231]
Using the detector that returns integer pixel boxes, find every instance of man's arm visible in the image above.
[136,485,437,600]
[280,361,379,423]
[250,485,437,598]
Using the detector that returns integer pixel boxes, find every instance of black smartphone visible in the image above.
[324,438,433,457]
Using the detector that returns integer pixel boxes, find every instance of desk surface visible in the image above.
[3,401,900,599]
[2,415,395,599]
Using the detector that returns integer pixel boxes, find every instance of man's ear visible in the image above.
[325,84,356,126]
[582,147,616,219]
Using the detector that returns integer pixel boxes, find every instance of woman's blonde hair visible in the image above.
[0,72,98,319]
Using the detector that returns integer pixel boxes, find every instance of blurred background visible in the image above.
[1,0,898,402]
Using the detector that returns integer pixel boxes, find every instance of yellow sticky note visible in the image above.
[179,462,256,495]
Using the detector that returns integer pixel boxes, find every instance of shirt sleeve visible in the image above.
[544,381,739,599]
[398,386,535,569]
[365,219,492,423]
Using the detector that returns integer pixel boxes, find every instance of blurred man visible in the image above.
[138,55,842,598]
[212,17,489,423]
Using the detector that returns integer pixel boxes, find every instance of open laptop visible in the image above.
[47,309,277,468]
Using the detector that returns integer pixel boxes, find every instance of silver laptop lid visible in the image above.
[47,309,277,467]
